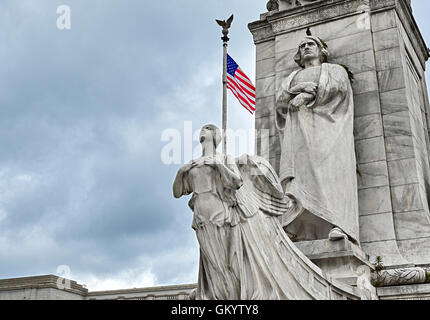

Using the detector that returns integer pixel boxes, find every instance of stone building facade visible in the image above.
[1,273,430,300]
[0,275,195,300]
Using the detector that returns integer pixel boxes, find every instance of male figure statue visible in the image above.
[276,36,359,243]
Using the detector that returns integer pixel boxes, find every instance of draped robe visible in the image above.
[276,63,359,243]
[173,154,318,300]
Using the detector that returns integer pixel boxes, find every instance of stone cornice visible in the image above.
[268,0,363,34]
[0,275,88,296]
[249,0,364,43]
[394,0,429,68]
[87,283,197,296]
[249,0,429,67]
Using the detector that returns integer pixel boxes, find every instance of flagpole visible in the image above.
[216,15,233,155]
[222,39,228,155]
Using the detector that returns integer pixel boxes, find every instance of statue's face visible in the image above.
[200,126,214,144]
[299,38,320,63]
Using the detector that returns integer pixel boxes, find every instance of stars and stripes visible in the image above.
[226,54,256,114]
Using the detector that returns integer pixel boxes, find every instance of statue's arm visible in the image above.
[173,170,185,198]
[276,75,296,108]
[290,82,318,95]
[276,87,293,127]
[277,90,294,105]
[173,163,193,198]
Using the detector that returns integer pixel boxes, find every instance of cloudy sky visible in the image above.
[0,1,429,291]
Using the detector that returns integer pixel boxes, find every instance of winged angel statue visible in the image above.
[173,124,318,300]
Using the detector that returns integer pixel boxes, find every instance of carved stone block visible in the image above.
[295,238,375,297]
[373,267,427,287]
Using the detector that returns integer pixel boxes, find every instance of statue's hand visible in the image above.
[302,82,318,95]
[290,82,318,95]
[203,156,222,168]
[289,93,315,112]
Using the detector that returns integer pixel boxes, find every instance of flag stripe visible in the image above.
[236,80,256,100]
[225,54,256,115]
[235,70,255,91]
[227,77,255,109]
[231,74,256,99]
[236,68,254,87]
[227,83,255,112]
[227,85,254,114]
[227,82,255,113]
[227,82,254,111]
[234,71,256,98]
[235,72,255,92]
[227,74,255,104]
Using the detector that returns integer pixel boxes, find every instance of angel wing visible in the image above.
[235,154,288,219]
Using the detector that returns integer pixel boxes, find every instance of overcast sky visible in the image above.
[0,1,429,291]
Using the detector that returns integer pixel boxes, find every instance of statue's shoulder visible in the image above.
[324,63,350,79]
[324,62,347,73]
[280,69,301,88]
[287,68,302,77]
[323,62,341,69]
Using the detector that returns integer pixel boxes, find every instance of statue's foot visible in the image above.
[328,227,347,241]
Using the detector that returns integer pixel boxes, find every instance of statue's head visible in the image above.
[294,36,329,68]
[200,124,222,149]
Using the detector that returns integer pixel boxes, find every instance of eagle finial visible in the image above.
[216,14,234,42]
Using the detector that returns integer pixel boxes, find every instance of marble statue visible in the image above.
[173,124,320,300]
[278,0,320,11]
[276,36,359,243]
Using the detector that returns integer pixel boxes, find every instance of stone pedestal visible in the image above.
[295,239,370,281]
[249,0,430,269]
[377,283,430,300]
[295,239,378,299]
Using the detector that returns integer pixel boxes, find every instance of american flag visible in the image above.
[226,54,256,114]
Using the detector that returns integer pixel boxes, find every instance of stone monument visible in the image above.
[173,124,366,299]
[172,0,430,300]
[249,0,430,298]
